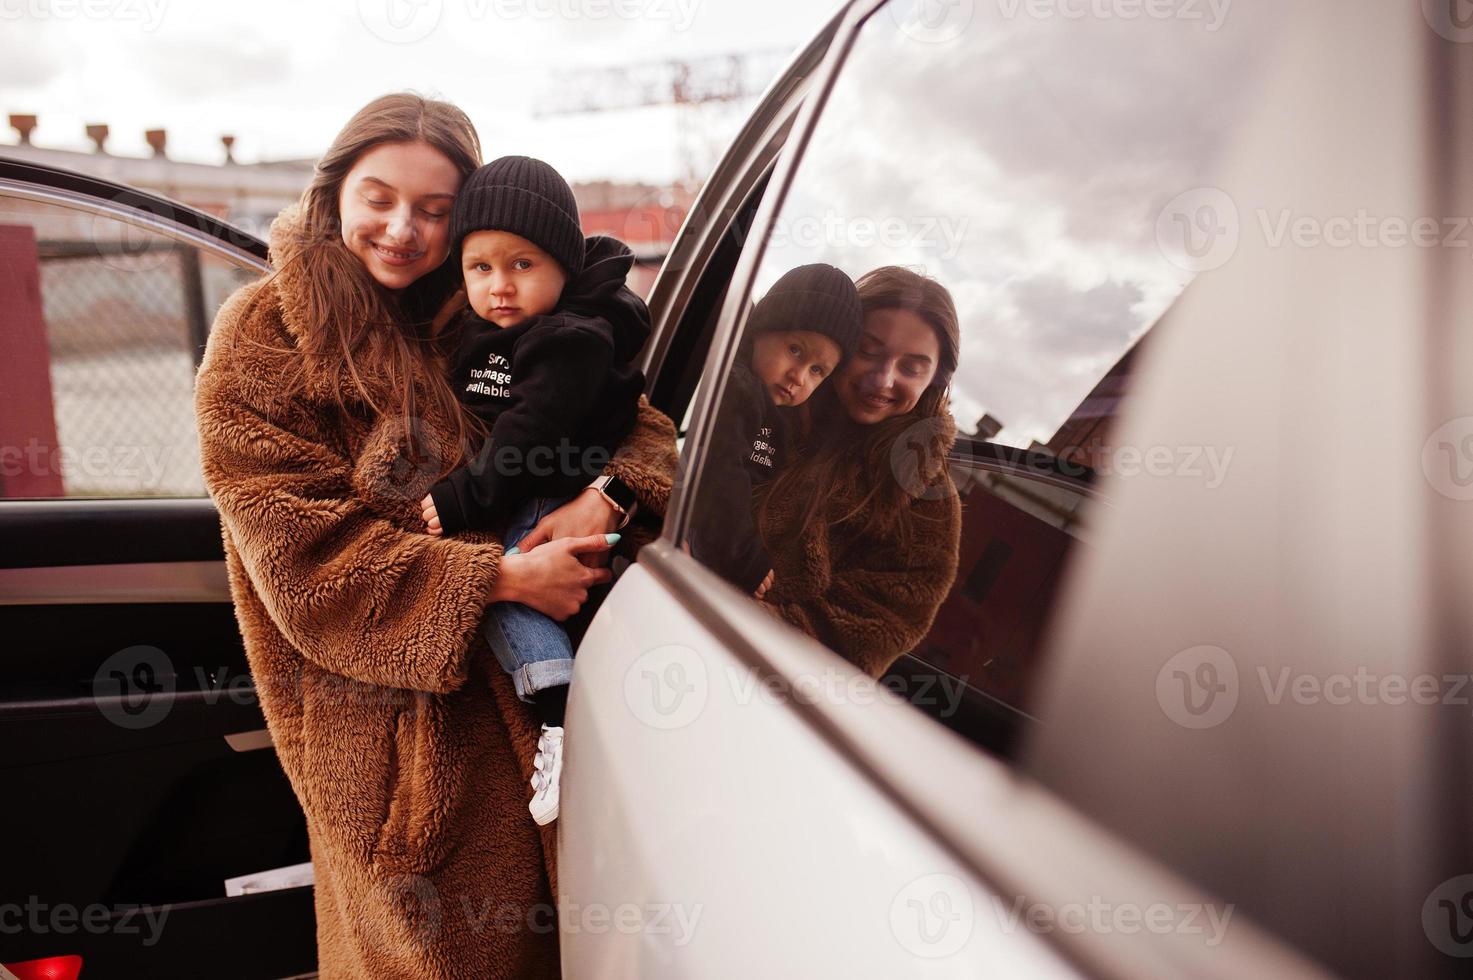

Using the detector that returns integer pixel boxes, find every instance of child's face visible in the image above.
[749,329,842,407]
[461,229,568,328]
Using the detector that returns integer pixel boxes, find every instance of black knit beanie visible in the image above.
[451,156,584,278]
[747,263,863,357]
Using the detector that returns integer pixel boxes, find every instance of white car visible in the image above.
[561,1,1471,978]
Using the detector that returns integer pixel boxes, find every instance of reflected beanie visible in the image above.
[747,263,863,356]
[451,155,584,277]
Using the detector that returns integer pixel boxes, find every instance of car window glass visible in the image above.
[0,194,257,499]
[680,0,1282,755]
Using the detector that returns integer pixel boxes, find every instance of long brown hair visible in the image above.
[250,93,482,468]
[757,265,961,547]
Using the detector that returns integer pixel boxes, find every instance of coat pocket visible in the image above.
[372,692,461,876]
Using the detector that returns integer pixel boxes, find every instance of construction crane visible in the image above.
[534,50,791,188]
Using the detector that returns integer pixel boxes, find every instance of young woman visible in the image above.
[194,93,676,978]
[755,265,963,679]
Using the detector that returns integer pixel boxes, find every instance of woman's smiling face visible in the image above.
[836,307,941,424]
[338,140,462,290]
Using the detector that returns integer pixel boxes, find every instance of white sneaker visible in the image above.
[529,724,564,826]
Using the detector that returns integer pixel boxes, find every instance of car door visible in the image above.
[563,0,1467,978]
[0,160,316,979]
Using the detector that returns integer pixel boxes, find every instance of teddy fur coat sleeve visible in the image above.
[758,412,963,680]
[762,492,961,679]
[195,282,506,695]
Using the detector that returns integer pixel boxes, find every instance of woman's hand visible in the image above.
[492,533,618,620]
[512,488,621,566]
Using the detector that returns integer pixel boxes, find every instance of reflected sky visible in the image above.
[754,2,1279,447]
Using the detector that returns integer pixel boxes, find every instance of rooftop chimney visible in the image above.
[86,123,109,153]
[975,413,1004,441]
[144,128,167,158]
[9,114,38,145]
[221,134,236,164]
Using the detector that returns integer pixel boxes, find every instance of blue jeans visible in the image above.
[484,495,575,703]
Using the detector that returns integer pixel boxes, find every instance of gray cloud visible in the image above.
[755,3,1286,445]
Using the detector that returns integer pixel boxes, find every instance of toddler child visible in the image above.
[420,155,650,825]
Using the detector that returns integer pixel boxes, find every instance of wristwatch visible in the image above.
[588,474,638,529]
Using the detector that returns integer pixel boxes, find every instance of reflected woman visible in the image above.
[755,265,962,678]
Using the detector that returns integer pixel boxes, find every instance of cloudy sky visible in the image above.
[1,0,843,182]
[754,3,1282,445]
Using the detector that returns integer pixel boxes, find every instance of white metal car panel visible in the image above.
[560,562,1080,979]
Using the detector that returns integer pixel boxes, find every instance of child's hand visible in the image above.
[754,569,775,599]
[421,493,443,536]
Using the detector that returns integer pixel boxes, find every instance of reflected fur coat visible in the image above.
[757,411,962,678]
[194,208,676,979]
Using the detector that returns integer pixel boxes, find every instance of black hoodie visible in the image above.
[428,235,650,535]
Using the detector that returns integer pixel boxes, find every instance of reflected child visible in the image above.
[690,263,862,596]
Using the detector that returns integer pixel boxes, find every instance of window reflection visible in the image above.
[687,0,1280,753]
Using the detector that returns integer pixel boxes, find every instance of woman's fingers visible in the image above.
[566,532,620,557]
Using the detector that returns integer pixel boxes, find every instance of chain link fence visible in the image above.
[35,239,256,497]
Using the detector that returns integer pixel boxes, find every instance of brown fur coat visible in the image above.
[194,208,676,979]
[757,411,962,678]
